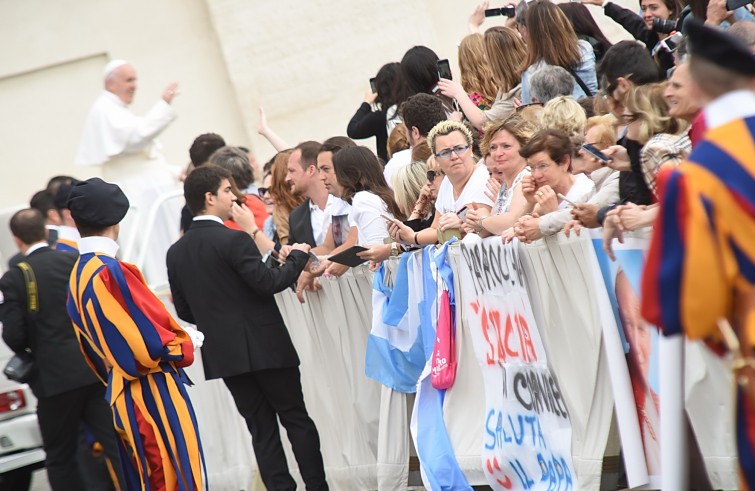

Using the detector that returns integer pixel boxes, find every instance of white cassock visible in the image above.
[75,90,181,288]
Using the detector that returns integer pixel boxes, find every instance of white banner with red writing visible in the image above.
[458,234,577,491]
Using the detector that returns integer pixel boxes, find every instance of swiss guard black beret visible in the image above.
[67,178,130,227]
[52,181,78,210]
[686,19,755,76]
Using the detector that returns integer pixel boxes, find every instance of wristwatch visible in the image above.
[251,229,261,240]
[390,242,400,257]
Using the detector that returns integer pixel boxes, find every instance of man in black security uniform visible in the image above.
[0,209,125,491]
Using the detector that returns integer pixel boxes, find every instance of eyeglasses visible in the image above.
[528,162,552,173]
[515,102,543,113]
[434,144,470,159]
[257,187,269,197]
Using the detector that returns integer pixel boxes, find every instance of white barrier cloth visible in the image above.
[459,235,577,491]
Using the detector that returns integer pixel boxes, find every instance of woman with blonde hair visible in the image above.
[521,0,598,104]
[387,120,494,246]
[392,159,438,231]
[458,33,498,110]
[466,113,540,237]
[438,26,528,131]
[541,96,588,138]
[564,114,621,234]
[619,82,690,196]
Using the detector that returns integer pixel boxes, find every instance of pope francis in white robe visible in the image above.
[75,59,181,287]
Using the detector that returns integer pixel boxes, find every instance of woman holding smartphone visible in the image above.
[347,63,409,162]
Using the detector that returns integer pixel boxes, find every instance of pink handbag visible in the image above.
[431,289,457,389]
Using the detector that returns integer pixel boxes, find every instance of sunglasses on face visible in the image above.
[427,169,445,183]
[257,187,269,198]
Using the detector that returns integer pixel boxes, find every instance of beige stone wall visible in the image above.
[0,0,248,210]
[0,0,639,212]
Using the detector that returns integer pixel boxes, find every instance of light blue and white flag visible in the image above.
[365,252,427,393]
[411,241,472,491]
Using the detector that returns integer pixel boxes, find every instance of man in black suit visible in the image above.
[167,165,329,491]
[286,140,339,301]
[0,209,125,491]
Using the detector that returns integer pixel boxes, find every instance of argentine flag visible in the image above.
[411,241,471,491]
[365,251,427,393]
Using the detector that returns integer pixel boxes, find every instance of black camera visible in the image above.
[485,6,516,17]
[651,17,680,34]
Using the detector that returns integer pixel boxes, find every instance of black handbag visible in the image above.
[2,261,38,384]
[3,352,35,383]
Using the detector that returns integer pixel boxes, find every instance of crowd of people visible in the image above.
[1,0,755,489]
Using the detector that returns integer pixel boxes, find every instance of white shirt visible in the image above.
[192,215,224,225]
[558,173,594,211]
[704,90,755,130]
[78,236,120,257]
[348,191,392,246]
[383,149,412,189]
[435,164,495,215]
[25,242,48,256]
[538,174,596,236]
[75,91,176,166]
[57,225,81,243]
[311,195,339,247]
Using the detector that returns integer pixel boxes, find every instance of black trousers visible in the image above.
[36,382,126,491]
[223,367,328,491]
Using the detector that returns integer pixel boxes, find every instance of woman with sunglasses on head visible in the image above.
[465,114,540,238]
[513,129,595,243]
[387,120,494,246]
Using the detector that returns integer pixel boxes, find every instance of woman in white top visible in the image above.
[331,146,405,250]
[465,113,540,238]
[388,121,494,246]
[514,129,594,242]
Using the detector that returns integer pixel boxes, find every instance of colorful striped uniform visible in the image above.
[67,245,205,491]
[642,91,755,489]
[55,237,79,253]
[55,225,81,253]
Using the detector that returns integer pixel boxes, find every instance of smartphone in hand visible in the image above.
[437,59,452,80]
[457,206,469,222]
[369,77,377,93]
[581,143,611,164]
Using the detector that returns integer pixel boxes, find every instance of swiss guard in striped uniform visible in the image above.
[642,20,755,490]
[65,178,206,491]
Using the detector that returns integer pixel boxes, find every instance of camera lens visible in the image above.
[652,17,678,34]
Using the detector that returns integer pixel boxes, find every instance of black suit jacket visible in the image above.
[287,200,317,247]
[166,219,309,380]
[0,247,99,398]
